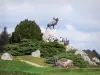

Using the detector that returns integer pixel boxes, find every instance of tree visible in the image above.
[0,27,9,52]
[92,50,100,60]
[11,19,42,42]
[11,32,21,43]
[83,49,100,60]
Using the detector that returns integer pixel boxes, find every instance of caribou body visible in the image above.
[46,17,59,30]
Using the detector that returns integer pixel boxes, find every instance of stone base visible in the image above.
[42,29,57,42]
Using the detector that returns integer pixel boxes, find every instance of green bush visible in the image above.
[4,39,66,57]
[40,42,66,57]
[8,50,23,56]
[46,51,88,68]
[4,40,37,56]
[4,44,20,51]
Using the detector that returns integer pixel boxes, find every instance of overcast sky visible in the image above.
[0,0,100,53]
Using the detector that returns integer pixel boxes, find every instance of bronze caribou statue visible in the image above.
[46,17,59,31]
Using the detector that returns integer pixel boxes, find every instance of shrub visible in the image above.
[40,42,66,57]
[8,50,23,56]
[46,51,88,68]
[4,41,37,56]
[4,39,66,57]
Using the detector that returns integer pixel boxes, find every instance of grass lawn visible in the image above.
[0,60,58,73]
[0,60,34,72]
[14,55,51,66]
[0,57,100,75]
[42,68,100,75]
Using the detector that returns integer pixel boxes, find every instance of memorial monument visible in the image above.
[43,17,59,42]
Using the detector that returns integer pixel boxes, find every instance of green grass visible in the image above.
[0,70,34,75]
[0,60,34,71]
[0,57,100,75]
[0,67,100,75]
[14,55,51,66]
[0,60,58,73]
[43,68,100,75]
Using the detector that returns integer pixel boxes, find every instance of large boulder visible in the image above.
[75,50,97,66]
[66,45,73,51]
[42,29,57,42]
[92,57,100,63]
[75,50,88,56]
[57,58,73,68]
[31,50,41,57]
[75,50,90,62]
[89,61,97,66]
[1,53,13,60]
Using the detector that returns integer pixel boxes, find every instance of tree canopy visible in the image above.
[11,19,42,42]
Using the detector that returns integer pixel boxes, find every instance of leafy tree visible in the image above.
[92,50,100,60]
[11,19,42,42]
[83,49,100,60]
[0,27,10,52]
[11,32,21,43]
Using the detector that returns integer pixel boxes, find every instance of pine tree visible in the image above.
[0,27,9,52]
[11,19,42,43]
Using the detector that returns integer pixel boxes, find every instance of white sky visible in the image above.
[0,0,100,53]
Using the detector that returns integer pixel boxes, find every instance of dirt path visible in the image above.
[20,60,45,67]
